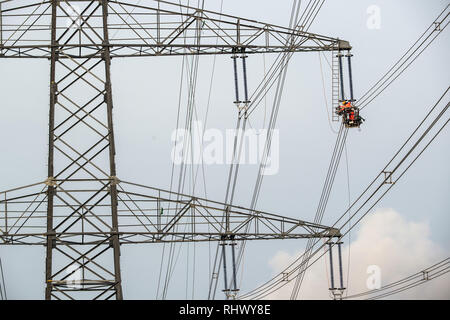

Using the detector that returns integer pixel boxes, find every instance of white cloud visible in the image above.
[267,208,450,300]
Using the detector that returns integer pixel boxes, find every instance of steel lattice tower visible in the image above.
[0,0,351,300]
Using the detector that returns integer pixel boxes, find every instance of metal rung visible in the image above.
[331,50,340,122]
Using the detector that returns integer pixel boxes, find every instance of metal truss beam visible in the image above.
[0,0,347,300]
[0,179,341,246]
[0,0,351,59]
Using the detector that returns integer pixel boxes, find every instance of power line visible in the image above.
[2,0,446,301]
[160,0,206,299]
[210,0,324,299]
[344,142,352,297]
[0,257,6,300]
[368,267,450,300]
[239,6,450,295]
[343,258,450,300]
[290,124,348,299]
[235,0,327,294]
[358,4,449,110]
[239,86,449,300]
[283,91,450,300]
[318,51,340,134]
[246,0,327,118]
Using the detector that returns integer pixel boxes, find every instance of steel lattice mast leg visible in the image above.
[44,0,123,300]
[102,0,123,300]
[45,0,57,301]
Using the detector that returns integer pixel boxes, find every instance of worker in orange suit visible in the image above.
[349,109,355,121]
[337,100,351,115]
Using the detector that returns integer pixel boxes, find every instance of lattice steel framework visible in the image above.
[0,0,350,300]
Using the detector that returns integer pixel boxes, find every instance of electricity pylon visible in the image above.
[0,0,350,300]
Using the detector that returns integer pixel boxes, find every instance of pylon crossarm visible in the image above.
[0,179,340,245]
[0,0,348,300]
[0,0,351,59]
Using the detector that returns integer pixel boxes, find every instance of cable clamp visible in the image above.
[45,177,57,187]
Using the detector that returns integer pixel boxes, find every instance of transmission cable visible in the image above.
[234,0,327,296]
[358,5,449,110]
[343,258,450,300]
[159,0,204,299]
[242,88,449,299]
[0,257,6,300]
[208,1,306,299]
[290,124,347,299]
[240,6,450,296]
[239,87,449,299]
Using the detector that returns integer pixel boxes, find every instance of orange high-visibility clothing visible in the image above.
[349,111,355,121]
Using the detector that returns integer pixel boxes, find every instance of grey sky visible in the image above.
[0,0,449,299]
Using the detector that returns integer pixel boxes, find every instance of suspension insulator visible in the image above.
[337,242,345,290]
[241,51,250,105]
[232,49,241,105]
[337,52,345,102]
[346,52,355,102]
[328,241,336,290]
